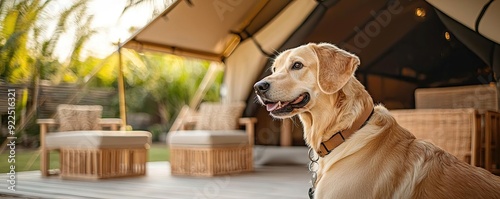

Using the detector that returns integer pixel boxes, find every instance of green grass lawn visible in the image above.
[0,144,170,173]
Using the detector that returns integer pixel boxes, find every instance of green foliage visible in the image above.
[0,0,223,141]
[148,123,167,142]
[0,0,52,83]
[0,0,95,84]
[121,50,222,129]
[122,0,175,19]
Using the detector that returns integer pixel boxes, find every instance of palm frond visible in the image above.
[121,0,175,18]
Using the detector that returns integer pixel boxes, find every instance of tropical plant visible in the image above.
[0,0,94,84]
[120,50,222,129]
[119,1,223,130]
[0,0,103,142]
[122,0,175,19]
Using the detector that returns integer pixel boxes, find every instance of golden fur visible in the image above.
[255,43,500,199]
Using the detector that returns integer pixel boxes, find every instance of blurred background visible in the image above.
[0,0,498,149]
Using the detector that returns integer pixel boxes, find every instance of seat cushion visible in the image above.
[45,131,151,149]
[168,130,248,146]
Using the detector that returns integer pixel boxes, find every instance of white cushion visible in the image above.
[168,130,248,146]
[45,131,151,149]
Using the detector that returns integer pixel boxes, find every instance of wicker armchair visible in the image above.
[390,84,499,173]
[37,104,151,179]
[168,102,256,176]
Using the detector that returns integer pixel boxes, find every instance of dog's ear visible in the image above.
[310,43,360,94]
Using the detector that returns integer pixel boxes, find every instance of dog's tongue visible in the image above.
[266,103,280,111]
[266,101,290,111]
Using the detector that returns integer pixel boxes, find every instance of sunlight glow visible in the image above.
[53,0,155,61]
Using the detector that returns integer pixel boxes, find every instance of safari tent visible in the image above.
[120,0,500,146]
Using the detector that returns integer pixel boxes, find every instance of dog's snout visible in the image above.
[254,81,270,94]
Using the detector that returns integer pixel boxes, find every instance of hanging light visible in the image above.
[415,7,426,18]
[444,31,451,41]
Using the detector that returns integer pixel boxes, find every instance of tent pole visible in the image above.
[189,62,221,109]
[168,62,221,133]
[118,42,127,130]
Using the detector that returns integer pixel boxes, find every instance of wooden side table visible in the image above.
[477,110,500,173]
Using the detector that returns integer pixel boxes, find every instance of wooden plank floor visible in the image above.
[0,162,310,199]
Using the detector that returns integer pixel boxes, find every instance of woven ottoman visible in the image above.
[45,130,151,180]
[168,130,253,176]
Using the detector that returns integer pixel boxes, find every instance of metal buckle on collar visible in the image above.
[308,148,319,199]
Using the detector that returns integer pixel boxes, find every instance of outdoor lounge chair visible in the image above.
[37,104,152,179]
[168,102,256,176]
[390,84,500,173]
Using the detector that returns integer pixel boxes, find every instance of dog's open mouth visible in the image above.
[263,93,310,115]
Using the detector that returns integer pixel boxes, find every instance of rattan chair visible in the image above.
[391,84,500,173]
[168,102,256,176]
[415,84,498,110]
[37,104,151,179]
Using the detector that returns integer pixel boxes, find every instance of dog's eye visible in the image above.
[291,62,303,70]
[271,67,276,72]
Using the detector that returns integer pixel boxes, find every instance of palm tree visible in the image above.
[122,0,176,19]
[0,0,53,83]
[0,0,98,141]
[0,0,94,83]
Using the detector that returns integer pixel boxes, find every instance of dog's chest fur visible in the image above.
[312,107,418,199]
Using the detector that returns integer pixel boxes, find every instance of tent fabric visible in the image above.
[223,0,318,103]
[435,10,500,81]
[253,0,317,54]
[478,1,500,44]
[244,0,339,116]
[121,0,293,61]
[427,0,500,80]
[425,0,490,31]
[426,0,500,44]
[120,0,499,114]
[223,39,268,103]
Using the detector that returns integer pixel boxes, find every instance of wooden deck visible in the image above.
[0,162,310,199]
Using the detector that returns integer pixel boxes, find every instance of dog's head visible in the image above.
[254,43,360,118]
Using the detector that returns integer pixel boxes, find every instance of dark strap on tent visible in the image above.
[475,0,493,32]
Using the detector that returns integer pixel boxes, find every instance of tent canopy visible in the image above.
[121,0,295,61]
[120,0,499,109]
[121,0,322,103]
[120,0,499,144]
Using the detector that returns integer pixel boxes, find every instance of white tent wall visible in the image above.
[478,1,500,44]
[222,40,267,103]
[222,0,318,103]
[425,0,489,31]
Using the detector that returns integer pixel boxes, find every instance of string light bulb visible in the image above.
[415,8,426,18]
[444,31,451,41]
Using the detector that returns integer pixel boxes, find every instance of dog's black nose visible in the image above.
[254,81,270,94]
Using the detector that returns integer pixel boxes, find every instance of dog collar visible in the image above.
[316,103,374,157]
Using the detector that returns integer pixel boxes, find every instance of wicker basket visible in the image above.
[170,145,253,176]
[60,147,147,180]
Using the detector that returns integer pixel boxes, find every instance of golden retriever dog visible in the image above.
[254,43,500,199]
